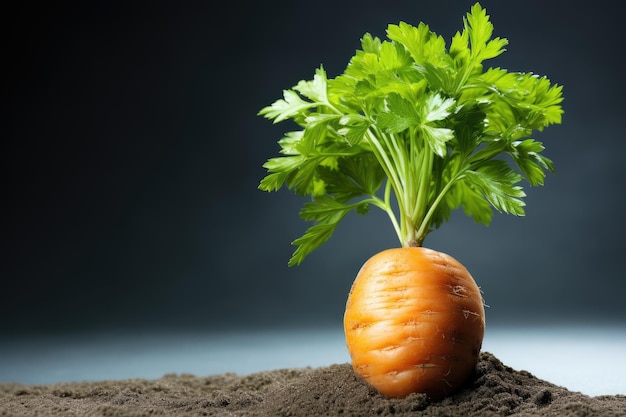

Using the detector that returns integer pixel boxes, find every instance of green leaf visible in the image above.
[259,2,563,264]
[464,2,507,62]
[337,115,371,145]
[377,93,421,133]
[289,223,336,266]
[322,153,385,201]
[289,196,368,266]
[449,180,494,226]
[510,139,554,186]
[259,171,290,192]
[294,66,329,103]
[378,40,413,70]
[277,131,304,155]
[423,94,456,122]
[419,94,457,157]
[464,160,526,215]
[258,90,315,123]
[450,29,470,68]
[465,4,492,52]
[386,21,446,65]
[261,155,305,177]
[299,195,351,223]
[422,125,455,158]
[360,32,382,55]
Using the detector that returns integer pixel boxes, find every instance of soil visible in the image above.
[1,352,624,417]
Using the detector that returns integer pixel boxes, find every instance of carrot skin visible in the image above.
[344,247,485,400]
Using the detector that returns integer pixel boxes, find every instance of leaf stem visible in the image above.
[368,189,402,241]
[410,140,433,246]
[415,170,466,241]
[365,128,418,246]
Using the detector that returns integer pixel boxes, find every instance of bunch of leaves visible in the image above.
[259,2,563,266]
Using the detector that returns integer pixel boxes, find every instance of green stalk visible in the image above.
[415,170,465,241]
[368,126,439,249]
[367,183,401,241]
[258,4,563,267]
[411,138,434,247]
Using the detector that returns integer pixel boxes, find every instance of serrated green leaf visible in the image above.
[258,90,314,123]
[450,30,470,66]
[296,119,332,156]
[378,40,413,70]
[299,196,348,221]
[423,94,456,122]
[262,155,305,173]
[422,125,454,158]
[321,153,385,201]
[288,196,365,266]
[450,180,494,226]
[361,32,382,54]
[465,3,493,57]
[464,160,526,215]
[480,37,508,61]
[387,21,445,65]
[289,223,336,266]
[258,171,289,192]
[294,66,328,103]
[260,2,563,264]
[510,139,554,186]
[337,115,371,145]
[377,93,421,133]
[277,131,304,155]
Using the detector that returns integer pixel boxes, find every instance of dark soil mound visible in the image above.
[1,352,624,416]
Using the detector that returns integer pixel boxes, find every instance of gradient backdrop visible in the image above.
[4,0,625,338]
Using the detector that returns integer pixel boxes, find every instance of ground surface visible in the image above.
[1,352,624,416]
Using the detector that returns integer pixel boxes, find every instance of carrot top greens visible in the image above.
[259,2,563,266]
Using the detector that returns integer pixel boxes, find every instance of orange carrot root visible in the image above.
[344,247,485,400]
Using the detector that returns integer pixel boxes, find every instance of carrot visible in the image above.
[344,247,485,399]
[259,2,562,400]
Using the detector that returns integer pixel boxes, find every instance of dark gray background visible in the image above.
[4,1,624,335]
